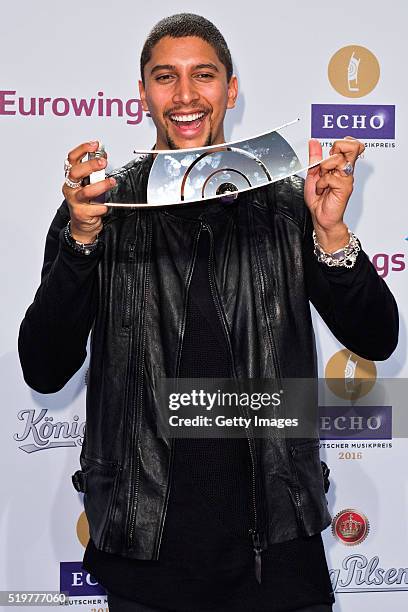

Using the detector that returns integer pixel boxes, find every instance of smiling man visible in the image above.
[139,33,237,150]
[19,12,398,612]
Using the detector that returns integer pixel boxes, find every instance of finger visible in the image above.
[71,202,109,220]
[67,140,101,165]
[319,153,345,176]
[329,136,360,152]
[75,177,117,203]
[307,139,323,180]
[329,137,365,163]
[68,156,107,181]
[63,176,116,203]
[315,172,353,196]
[308,138,323,164]
[308,139,322,167]
[344,135,365,156]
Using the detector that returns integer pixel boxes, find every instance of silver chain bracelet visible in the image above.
[312,229,360,268]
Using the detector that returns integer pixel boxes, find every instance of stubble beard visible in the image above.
[165,130,213,151]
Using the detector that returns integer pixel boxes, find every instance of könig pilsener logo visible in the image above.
[332,509,370,546]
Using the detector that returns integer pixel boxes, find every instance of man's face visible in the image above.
[139,36,238,150]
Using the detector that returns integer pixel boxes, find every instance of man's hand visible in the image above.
[304,137,365,253]
[62,141,117,244]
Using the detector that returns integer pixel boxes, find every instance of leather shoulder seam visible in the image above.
[269,175,306,232]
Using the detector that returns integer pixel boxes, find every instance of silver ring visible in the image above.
[64,176,82,189]
[64,158,72,178]
[342,162,354,176]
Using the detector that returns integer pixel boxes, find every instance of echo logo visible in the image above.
[311,104,395,139]
[60,562,106,596]
[371,253,405,278]
[319,405,392,440]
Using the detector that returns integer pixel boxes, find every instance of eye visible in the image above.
[156,74,175,82]
[195,73,214,80]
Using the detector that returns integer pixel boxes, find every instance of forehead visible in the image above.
[146,36,225,72]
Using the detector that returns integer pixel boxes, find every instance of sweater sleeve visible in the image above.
[303,209,399,361]
[18,201,104,393]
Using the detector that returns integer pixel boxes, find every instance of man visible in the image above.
[19,13,398,612]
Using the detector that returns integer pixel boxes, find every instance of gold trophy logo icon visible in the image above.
[347,51,361,93]
[328,45,380,98]
[325,349,376,400]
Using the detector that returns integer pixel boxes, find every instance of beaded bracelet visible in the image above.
[64,221,99,256]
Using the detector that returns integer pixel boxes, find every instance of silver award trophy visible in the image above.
[90,119,320,208]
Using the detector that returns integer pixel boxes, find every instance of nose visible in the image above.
[172,74,200,106]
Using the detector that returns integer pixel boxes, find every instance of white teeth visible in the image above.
[171,112,205,122]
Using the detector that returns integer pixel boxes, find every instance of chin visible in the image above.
[165,128,213,151]
[170,136,212,151]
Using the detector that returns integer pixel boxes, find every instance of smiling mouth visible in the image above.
[168,111,208,130]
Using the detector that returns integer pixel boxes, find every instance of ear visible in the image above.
[138,79,149,112]
[227,75,238,110]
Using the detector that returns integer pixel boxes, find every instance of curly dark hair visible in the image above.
[140,13,233,85]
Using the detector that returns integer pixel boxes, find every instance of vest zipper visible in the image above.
[290,446,306,531]
[249,529,263,584]
[250,208,282,388]
[153,223,202,558]
[203,221,264,583]
[122,242,136,328]
[127,222,151,548]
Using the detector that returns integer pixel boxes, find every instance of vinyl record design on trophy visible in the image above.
[103,119,315,208]
[146,128,302,206]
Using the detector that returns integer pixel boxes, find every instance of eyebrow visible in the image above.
[194,63,219,72]
[150,62,219,75]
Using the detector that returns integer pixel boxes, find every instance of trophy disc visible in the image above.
[147,129,302,205]
[103,119,319,208]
